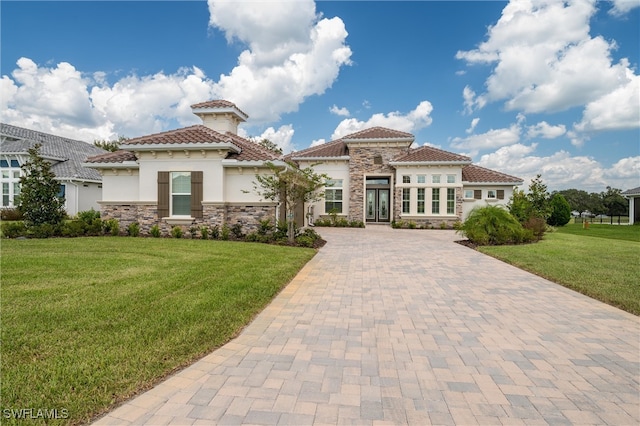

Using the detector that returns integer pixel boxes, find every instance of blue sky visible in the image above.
[2,0,639,192]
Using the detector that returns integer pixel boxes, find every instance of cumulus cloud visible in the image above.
[208,0,352,123]
[241,124,295,154]
[526,121,566,139]
[451,123,521,156]
[331,101,434,140]
[457,0,638,135]
[329,104,350,117]
[477,143,638,192]
[609,0,640,16]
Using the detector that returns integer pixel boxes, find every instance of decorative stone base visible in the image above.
[99,202,277,237]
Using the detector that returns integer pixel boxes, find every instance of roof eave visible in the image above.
[389,160,472,166]
[82,161,140,169]
[462,180,524,186]
[291,156,350,161]
[344,137,414,144]
[123,142,241,153]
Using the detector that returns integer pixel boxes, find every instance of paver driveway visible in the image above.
[95,227,639,425]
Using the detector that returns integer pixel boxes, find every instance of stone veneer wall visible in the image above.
[348,145,409,222]
[100,203,276,236]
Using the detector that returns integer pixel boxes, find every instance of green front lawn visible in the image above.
[478,224,640,315]
[1,237,316,425]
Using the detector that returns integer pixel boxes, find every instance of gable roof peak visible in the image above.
[342,126,414,141]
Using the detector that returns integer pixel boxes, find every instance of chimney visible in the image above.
[190,100,248,135]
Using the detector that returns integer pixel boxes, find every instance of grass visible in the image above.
[478,224,640,315]
[1,237,316,425]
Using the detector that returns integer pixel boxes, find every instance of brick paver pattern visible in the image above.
[95,227,640,425]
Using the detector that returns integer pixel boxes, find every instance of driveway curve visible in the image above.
[95,227,639,425]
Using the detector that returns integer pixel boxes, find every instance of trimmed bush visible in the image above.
[171,226,183,239]
[1,221,27,238]
[127,222,140,237]
[150,225,161,238]
[457,205,533,245]
[548,194,571,227]
[200,226,209,240]
[103,218,120,236]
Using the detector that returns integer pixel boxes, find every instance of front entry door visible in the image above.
[365,188,390,222]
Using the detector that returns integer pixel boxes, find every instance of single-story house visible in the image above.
[84,100,522,233]
[0,123,107,216]
[621,186,640,225]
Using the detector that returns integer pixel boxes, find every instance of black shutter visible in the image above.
[474,190,482,200]
[497,190,505,200]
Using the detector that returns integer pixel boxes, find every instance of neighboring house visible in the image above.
[84,100,522,233]
[0,123,107,216]
[621,186,640,225]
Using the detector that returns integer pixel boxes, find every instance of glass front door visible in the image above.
[365,188,391,222]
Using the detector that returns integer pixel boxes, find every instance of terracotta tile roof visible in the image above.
[393,145,471,163]
[84,150,137,164]
[462,164,523,184]
[121,125,232,146]
[190,100,249,119]
[86,125,279,163]
[622,186,640,196]
[223,132,281,162]
[287,139,349,159]
[342,126,414,141]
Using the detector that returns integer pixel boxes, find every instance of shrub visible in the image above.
[457,205,532,245]
[127,222,140,237]
[231,223,244,239]
[220,224,230,240]
[1,208,23,221]
[150,225,161,238]
[189,226,198,239]
[27,223,59,239]
[523,216,546,241]
[211,225,220,239]
[547,194,571,227]
[171,226,183,239]
[1,221,27,238]
[61,220,86,237]
[295,235,315,247]
[258,218,274,235]
[77,209,101,224]
[104,219,120,236]
[200,226,209,240]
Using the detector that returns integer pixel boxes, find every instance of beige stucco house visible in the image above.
[85,100,522,233]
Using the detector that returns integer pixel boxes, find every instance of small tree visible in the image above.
[255,138,283,155]
[527,174,551,220]
[250,161,327,242]
[93,135,128,152]
[18,144,66,227]
[547,193,571,226]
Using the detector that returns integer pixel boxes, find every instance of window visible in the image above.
[447,175,456,183]
[432,188,440,214]
[171,172,191,216]
[447,188,455,214]
[0,157,22,207]
[487,190,497,199]
[402,188,410,214]
[325,179,343,213]
[432,175,441,184]
[464,189,474,199]
[402,175,411,184]
[417,188,425,214]
[417,175,426,184]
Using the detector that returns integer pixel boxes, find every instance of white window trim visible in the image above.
[170,171,192,217]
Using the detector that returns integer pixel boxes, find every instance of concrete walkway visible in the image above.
[95,227,639,425]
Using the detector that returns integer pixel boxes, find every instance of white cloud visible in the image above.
[310,138,326,147]
[256,124,296,154]
[329,104,350,117]
[330,101,434,140]
[450,123,521,155]
[574,72,640,132]
[457,0,638,134]
[609,0,640,16]
[527,121,566,139]
[466,117,480,134]
[478,143,638,192]
[208,0,352,123]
